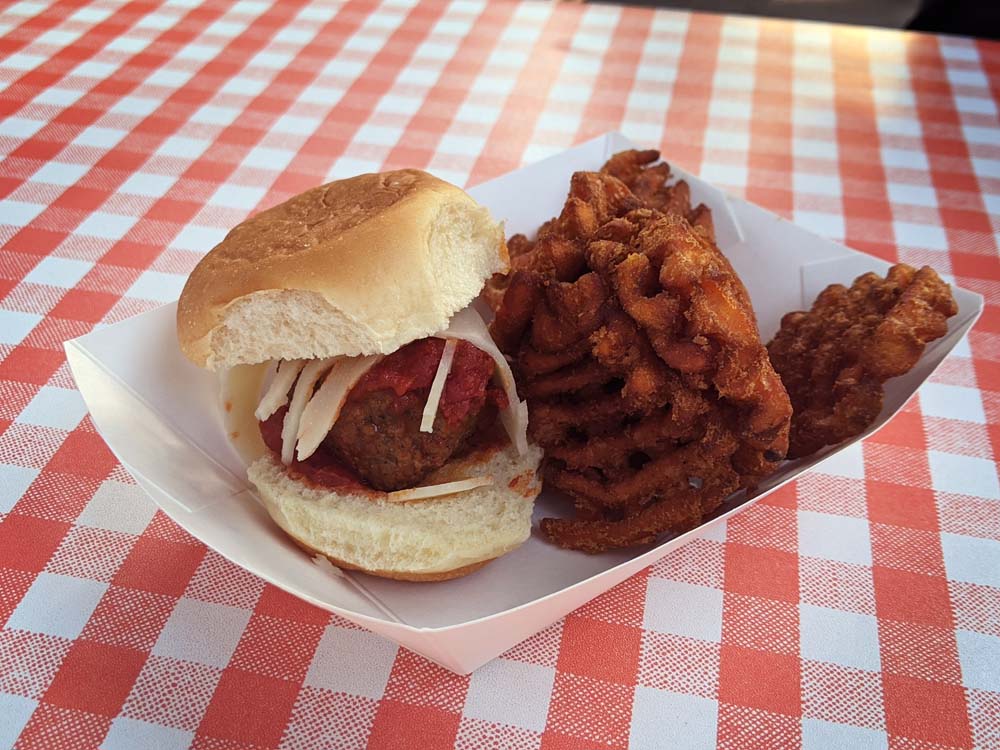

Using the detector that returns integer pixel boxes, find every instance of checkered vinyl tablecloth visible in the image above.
[1,0,998,747]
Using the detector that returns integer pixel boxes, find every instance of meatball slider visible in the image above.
[177,170,541,581]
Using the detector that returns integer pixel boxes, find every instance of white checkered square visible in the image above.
[801,718,888,750]
[209,183,267,210]
[0,463,38,513]
[941,533,1000,588]
[15,386,87,430]
[798,511,872,566]
[77,479,156,535]
[170,224,226,252]
[151,598,251,668]
[644,579,723,642]
[242,146,297,171]
[73,125,128,149]
[76,211,138,240]
[930,451,1000,499]
[813,441,865,479]
[119,172,177,197]
[630,687,717,750]
[956,630,1000,692]
[304,625,397,699]
[102,717,193,750]
[0,199,46,227]
[464,658,554,732]
[157,135,210,159]
[893,221,948,251]
[920,382,986,424]
[22,256,92,289]
[7,572,108,639]
[0,692,36,749]
[30,162,89,187]
[0,117,45,139]
[800,604,880,671]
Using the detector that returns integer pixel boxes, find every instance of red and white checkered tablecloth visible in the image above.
[1,0,998,747]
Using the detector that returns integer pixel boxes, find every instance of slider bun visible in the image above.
[248,443,543,581]
[177,170,507,371]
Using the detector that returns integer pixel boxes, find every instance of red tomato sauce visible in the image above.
[259,406,366,490]
[349,338,507,423]
[257,338,508,492]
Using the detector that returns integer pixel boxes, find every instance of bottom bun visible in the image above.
[247,442,543,581]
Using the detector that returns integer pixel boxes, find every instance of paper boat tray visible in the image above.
[66,133,983,674]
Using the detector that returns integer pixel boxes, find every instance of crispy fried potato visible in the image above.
[768,264,958,458]
[489,149,792,553]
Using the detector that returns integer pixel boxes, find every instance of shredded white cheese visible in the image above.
[385,475,493,503]
[280,358,335,464]
[296,354,383,461]
[420,339,457,433]
[255,359,306,421]
[436,307,529,456]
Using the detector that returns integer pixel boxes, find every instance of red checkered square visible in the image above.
[718,645,801,716]
[44,429,117,480]
[367,700,462,750]
[873,566,954,629]
[724,544,799,603]
[112,535,206,597]
[42,639,146,715]
[196,667,300,748]
[253,583,330,626]
[0,346,63,386]
[0,513,68,572]
[866,481,939,531]
[543,672,633,749]
[556,616,642,685]
[882,674,972,747]
[13,470,99,522]
[0,566,35,626]
[456,716,542,750]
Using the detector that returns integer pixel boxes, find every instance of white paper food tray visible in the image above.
[65,133,983,675]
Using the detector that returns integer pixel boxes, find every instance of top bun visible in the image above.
[177,170,507,370]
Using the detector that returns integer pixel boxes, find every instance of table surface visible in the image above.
[1,0,999,748]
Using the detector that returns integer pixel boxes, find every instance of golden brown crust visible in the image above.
[290,537,493,581]
[177,169,505,368]
[768,263,958,458]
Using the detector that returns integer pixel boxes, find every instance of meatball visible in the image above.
[325,389,483,491]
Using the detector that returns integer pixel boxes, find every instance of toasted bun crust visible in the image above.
[248,443,543,581]
[177,170,507,370]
